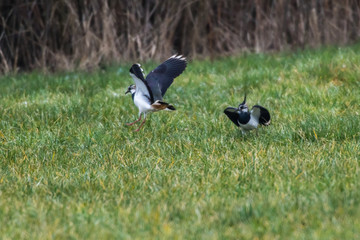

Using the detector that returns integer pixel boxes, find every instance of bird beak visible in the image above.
[125,89,130,95]
[241,94,247,104]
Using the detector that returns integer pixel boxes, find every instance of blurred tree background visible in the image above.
[1,0,360,73]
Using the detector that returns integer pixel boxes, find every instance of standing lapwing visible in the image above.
[224,94,271,135]
[125,55,187,131]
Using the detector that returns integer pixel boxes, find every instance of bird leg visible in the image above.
[126,114,142,126]
[134,116,146,132]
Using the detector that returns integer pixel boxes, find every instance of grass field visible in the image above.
[0,45,359,239]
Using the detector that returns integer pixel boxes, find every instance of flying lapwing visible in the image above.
[224,94,271,135]
[125,55,187,131]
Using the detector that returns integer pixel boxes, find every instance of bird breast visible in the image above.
[134,92,153,113]
[239,115,259,130]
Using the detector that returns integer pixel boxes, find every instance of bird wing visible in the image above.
[129,63,154,102]
[145,55,187,101]
[224,107,240,127]
[251,105,271,126]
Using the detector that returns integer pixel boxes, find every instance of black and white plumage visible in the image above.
[125,55,187,131]
[224,94,271,134]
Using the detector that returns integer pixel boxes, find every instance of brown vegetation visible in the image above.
[1,0,360,73]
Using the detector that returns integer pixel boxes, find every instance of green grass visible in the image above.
[0,44,360,239]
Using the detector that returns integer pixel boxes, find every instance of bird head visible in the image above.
[238,94,249,112]
[125,84,136,95]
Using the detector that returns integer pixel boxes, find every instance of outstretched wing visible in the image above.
[224,107,240,127]
[251,105,271,126]
[145,55,187,101]
[129,63,154,102]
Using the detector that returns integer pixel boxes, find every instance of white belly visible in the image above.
[134,92,153,113]
[239,116,259,130]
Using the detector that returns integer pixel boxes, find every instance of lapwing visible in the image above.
[125,55,187,131]
[224,94,271,135]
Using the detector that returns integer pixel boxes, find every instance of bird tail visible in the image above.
[151,100,176,111]
[165,104,176,111]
